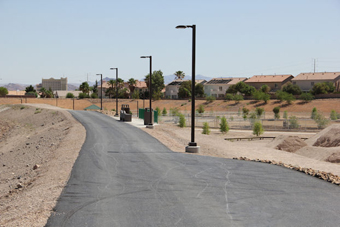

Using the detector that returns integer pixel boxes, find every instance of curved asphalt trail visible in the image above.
[46,111,340,227]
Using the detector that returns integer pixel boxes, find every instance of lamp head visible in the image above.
[176,25,187,29]
[96,74,102,76]
[140,56,151,58]
[110,68,117,70]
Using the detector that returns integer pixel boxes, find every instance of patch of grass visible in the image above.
[35,108,42,114]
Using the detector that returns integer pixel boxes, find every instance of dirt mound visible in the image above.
[326,153,340,163]
[313,124,340,147]
[268,135,307,153]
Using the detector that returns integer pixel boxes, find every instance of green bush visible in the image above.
[300,92,314,102]
[202,122,210,135]
[242,107,249,120]
[282,82,302,95]
[162,107,167,116]
[155,107,161,116]
[179,114,186,128]
[206,95,216,103]
[219,116,229,134]
[330,110,338,120]
[289,116,299,129]
[66,93,74,98]
[91,93,98,99]
[311,107,318,120]
[170,107,180,116]
[225,93,233,101]
[197,105,205,114]
[283,111,288,120]
[233,94,243,103]
[78,93,90,99]
[273,106,280,120]
[253,121,264,136]
[255,107,264,118]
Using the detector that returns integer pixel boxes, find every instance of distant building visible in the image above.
[41,77,67,91]
[245,74,293,91]
[165,79,206,99]
[54,90,82,98]
[204,77,247,98]
[292,72,340,92]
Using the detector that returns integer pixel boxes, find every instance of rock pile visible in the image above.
[233,157,340,186]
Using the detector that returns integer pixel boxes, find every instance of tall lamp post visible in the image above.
[176,24,199,153]
[140,55,153,129]
[110,67,119,116]
[96,74,103,110]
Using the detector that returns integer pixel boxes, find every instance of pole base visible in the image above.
[114,114,119,117]
[185,145,200,153]
[146,124,154,129]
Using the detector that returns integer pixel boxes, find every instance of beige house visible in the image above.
[292,72,340,92]
[204,77,247,98]
[41,77,67,91]
[54,90,82,98]
[165,80,206,99]
[245,74,293,91]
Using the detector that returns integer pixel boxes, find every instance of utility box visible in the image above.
[144,108,154,125]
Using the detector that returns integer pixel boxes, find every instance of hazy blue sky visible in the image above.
[1,0,340,85]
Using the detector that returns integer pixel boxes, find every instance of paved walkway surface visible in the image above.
[46,111,340,227]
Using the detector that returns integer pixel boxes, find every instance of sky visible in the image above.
[1,0,340,85]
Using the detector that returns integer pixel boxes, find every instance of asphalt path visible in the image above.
[46,111,340,227]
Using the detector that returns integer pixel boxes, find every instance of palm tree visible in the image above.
[128,78,137,95]
[79,82,90,95]
[107,79,115,98]
[174,71,185,80]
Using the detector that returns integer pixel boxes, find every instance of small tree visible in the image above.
[283,111,288,120]
[179,114,186,128]
[202,122,210,135]
[330,110,338,120]
[91,93,98,99]
[220,116,229,134]
[311,107,318,120]
[289,116,299,129]
[273,106,280,120]
[0,87,9,97]
[242,107,249,120]
[253,121,264,136]
[255,107,264,118]
[197,105,205,114]
[206,95,216,103]
[66,93,75,98]
[260,85,270,93]
[314,112,330,129]
[162,107,167,116]
[249,112,257,127]
[155,107,161,116]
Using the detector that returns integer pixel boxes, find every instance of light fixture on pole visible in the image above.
[140,55,153,129]
[176,24,199,153]
[96,74,103,110]
[110,68,119,116]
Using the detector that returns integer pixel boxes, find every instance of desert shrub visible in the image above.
[230,116,234,121]
[300,92,314,102]
[91,93,98,99]
[330,110,338,120]
[34,108,42,114]
[273,106,280,120]
[283,111,288,120]
[78,93,90,99]
[162,107,167,116]
[242,107,249,120]
[170,107,180,116]
[314,112,330,129]
[225,93,233,101]
[233,94,243,103]
[311,107,318,120]
[253,121,264,136]
[312,82,335,95]
[111,109,116,112]
[255,107,264,118]
[206,95,216,103]
[197,105,205,114]
[202,122,210,135]
[282,82,302,95]
[284,93,295,104]
[66,93,74,98]
[249,112,257,126]
[260,84,270,93]
[155,107,161,116]
[219,116,229,134]
[20,106,26,110]
[179,114,186,128]
[289,116,299,129]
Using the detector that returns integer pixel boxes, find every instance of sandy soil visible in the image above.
[0,103,339,226]
[0,104,85,227]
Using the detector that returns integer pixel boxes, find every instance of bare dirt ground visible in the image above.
[1,102,340,226]
[0,104,85,227]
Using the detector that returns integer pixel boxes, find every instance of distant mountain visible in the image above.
[2,83,28,91]
[67,84,79,91]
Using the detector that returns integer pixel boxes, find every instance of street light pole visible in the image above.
[140,56,153,129]
[110,68,119,116]
[176,24,199,153]
[96,74,103,110]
